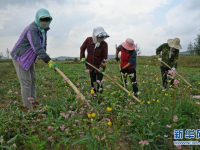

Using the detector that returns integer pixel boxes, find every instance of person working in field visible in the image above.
[156,38,181,89]
[80,27,109,98]
[115,38,139,97]
[10,8,58,110]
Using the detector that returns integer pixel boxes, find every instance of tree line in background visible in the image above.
[187,33,200,55]
[0,48,10,59]
[1,37,199,60]
[0,43,142,60]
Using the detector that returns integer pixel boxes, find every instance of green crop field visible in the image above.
[0,55,200,150]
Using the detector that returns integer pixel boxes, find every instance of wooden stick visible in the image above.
[115,44,126,88]
[55,67,86,101]
[160,61,193,87]
[86,62,141,103]
[119,64,126,88]
[55,67,91,110]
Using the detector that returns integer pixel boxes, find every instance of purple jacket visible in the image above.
[11,22,51,70]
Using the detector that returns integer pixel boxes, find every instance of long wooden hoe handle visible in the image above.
[55,67,86,101]
[161,61,193,87]
[86,62,141,103]
[119,64,126,88]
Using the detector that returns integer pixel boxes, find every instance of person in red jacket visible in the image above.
[80,27,109,98]
[115,38,139,97]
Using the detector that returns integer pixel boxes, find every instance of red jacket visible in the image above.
[120,48,134,69]
[80,37,108,70]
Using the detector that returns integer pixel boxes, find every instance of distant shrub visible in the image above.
[74,58,78,62]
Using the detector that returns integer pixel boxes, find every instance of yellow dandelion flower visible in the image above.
[168,80,171,83]
[142,81,145,84]
[108,121,112,126]
[151,73,153,75]
[153,99,155,101]
[87,113,91,118]
[190,88,192,90]
[157,100,160,103]
[90,89,94,94]
[107,107,112,112]
[147,101,150,104]
[156,77,159,81]
[165,93,168,97]
[91,113,96,117]
[155,88,157,92]
[128,93,131,97]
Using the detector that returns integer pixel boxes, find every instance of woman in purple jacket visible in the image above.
[10,8,58,110]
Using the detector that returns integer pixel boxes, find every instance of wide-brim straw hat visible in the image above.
[121,38,136,51]
[167,38,182,49]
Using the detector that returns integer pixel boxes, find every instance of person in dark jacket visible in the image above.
[156,38,181,89]
[80,27,109,98]
[10,8,58,110]
[115,38,139,97]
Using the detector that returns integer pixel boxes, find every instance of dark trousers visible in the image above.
[90,70,103,93]
[121,68,138,94]
[160,66,174,88]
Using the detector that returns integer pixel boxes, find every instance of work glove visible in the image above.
[158,58,162,62]
[115,57,120,62]
[172,67,176,71]
[99,67,104,73]
[81,58,86,63]
[48,60,58,71]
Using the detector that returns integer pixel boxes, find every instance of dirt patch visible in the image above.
[0,102,7,109]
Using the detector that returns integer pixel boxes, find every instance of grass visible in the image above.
[0,55,200,149]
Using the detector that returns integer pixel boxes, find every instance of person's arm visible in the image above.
[115,45,122,62]
[116,45,122,57]
[44,30,47,51]
[27,28,51,63]
[173,49,179,68]
[100,43,108,69]
[122,62,131,69]
[127,50,137,68]
[80,38,88,59]
[156,44,163,58]
[115,50,120,58]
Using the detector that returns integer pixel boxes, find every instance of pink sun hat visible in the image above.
[121,38,136,51]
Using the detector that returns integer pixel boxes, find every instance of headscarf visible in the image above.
[35,8,52,47]
[92,27,109,49]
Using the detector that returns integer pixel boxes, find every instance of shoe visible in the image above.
[133,92,140,98]
[27,106,35,111]
[32,101,40,105]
